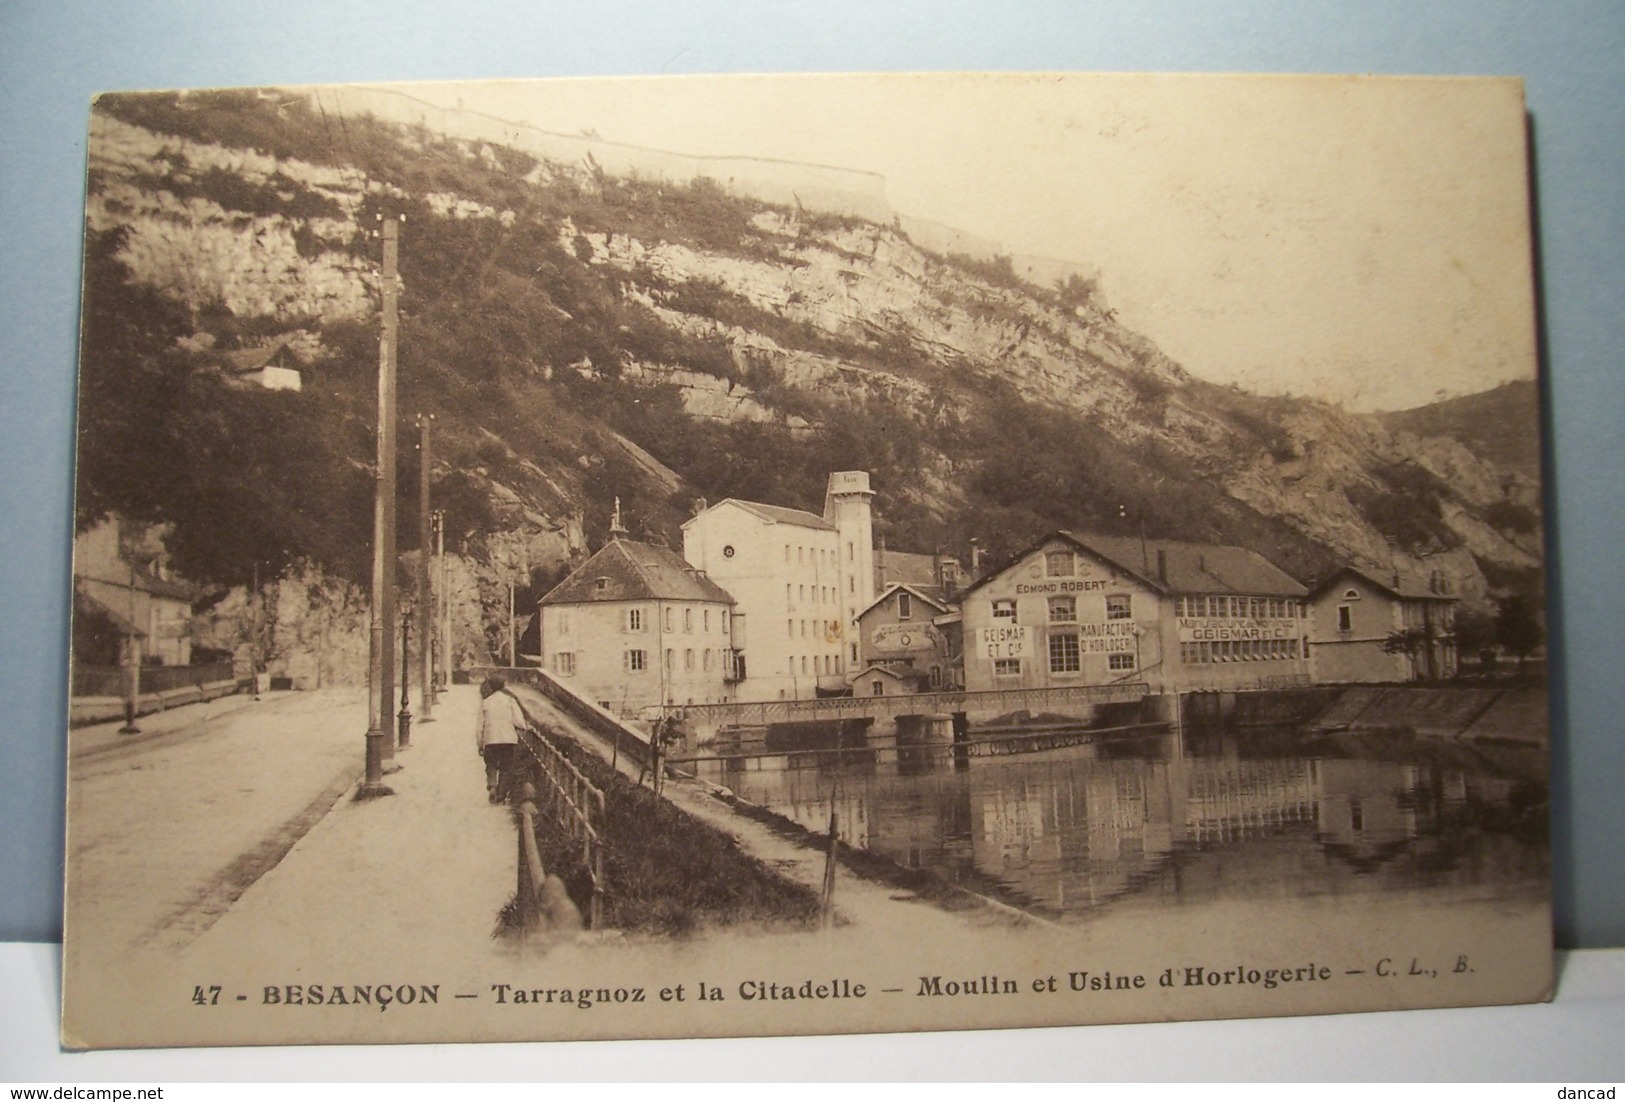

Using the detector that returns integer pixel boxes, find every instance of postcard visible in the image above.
[63,72,1550,1048]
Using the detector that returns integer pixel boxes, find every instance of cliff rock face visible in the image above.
[80,90,1543,622]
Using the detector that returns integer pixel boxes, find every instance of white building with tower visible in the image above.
[683,471,878,701]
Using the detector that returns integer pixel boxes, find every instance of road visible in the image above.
[64,687,372,969]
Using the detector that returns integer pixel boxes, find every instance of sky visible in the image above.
[332,73,1538,412]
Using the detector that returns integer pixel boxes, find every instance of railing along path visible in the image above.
[512,702,607,930]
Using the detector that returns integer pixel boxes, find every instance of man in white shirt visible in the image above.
[474,675,526,804]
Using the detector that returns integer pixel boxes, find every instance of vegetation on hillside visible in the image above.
[80,88,1540,633]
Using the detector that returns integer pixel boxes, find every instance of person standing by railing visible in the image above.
[475,675,526,804]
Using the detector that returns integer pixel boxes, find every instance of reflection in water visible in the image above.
[694,726,1549,922]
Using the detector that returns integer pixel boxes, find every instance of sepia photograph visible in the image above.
[61,71,1552,1049]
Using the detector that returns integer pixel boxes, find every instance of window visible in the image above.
[703,609,711,632]
[625,649,647,672]
[788,619,794,638]
[1338,605,1353,632]
[871,680,885,696]
[801,619,808,638]
[930,666,942,687]
[848,576,855,594]
[851,643,859,664]
[993,658,1021,678]
[1049,596,1076,622]
[554,652,575,676]
[898,591,913,620]
[557,611,570,635]
[993,599,1017,621]
[722,610,730,634]
[683,608,693,632]
[1049,633,1080,674]
[787,583,794,606]
[703,649,712,672]
[626,608,644,632]
[1108,652,1136,671]
[785,544,791,562]
[1045,550,1074,577]
[1105,594,1131,620]
[663,607,673,632]
[684,649,694,672]
[801,656,809,673]
[798,546,804,564]
[664,649,673,670]
[848,542,855,561]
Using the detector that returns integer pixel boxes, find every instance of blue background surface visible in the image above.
[2,0,1620,948]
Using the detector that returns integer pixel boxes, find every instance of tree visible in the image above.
[1494,594,1545,670]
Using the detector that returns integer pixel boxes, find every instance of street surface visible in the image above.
[66,688,373,968]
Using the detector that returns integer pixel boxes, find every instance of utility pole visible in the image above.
[431,509,447,694]
[416,413,435,722]
[508,581,516,667]
[359,214,401,799]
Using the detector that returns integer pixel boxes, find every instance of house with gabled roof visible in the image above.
[958,530,1311,694]
[1307,566,1459,683]
[853,582,959,692]
[537,522,739,718]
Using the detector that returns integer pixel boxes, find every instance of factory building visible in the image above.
[1307,567,1459,683]
[682,471,878,701]
[959,531,1311,695]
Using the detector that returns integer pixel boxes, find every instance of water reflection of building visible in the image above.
[702,734,1547,921]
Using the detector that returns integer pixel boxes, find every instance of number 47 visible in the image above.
[192,985,221,1005]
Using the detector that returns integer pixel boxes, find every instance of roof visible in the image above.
[74,589,144,637]
[540,538,736,607]
[849,662,932,687]
[857,582,951,621]
[961,530,1308,600]
[876,550,938,587]
[223,334,293,374]
[1309,566,1459,602]
[682,498,835,532]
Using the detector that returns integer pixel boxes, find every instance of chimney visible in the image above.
[970,538,984,577]
[1157,549,1168,583]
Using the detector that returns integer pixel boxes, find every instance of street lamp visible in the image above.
[399,610,413,748]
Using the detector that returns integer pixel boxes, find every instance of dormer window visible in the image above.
[1045,550,1074,577]
[594,576,610,593]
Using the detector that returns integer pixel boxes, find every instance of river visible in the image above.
[691,724,1550,923]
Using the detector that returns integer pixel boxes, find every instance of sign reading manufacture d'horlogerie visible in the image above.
[62,72,1551,1049]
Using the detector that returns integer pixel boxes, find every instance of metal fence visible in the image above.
[72,661,237,697]
[514,717,607,929]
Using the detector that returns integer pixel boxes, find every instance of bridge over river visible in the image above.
[673,681,1153,740]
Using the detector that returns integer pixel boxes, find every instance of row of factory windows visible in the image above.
[992,650,1139,678]
[1175,596,1308,619]
[788,617,845,640]
[787,582,848,607]
[784,541,859,565]
[787,653,843,677]
[994,595,1134,622]
[1178,638,1304,664]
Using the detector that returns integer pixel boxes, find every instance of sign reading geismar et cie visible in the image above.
[977,621,1137,659]
[1177,617,1298,642]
